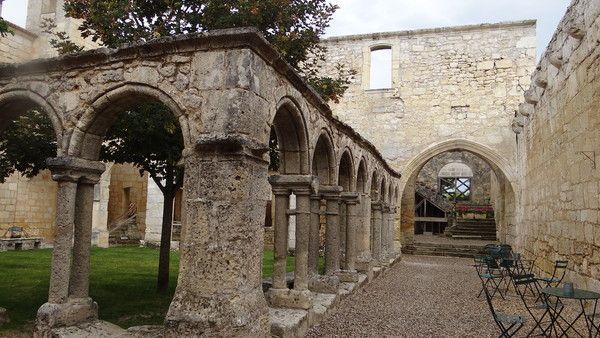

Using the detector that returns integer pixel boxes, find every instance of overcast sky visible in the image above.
[2,0,570,59]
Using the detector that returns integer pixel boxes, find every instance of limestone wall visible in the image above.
[417,151,492,205]
[106,163,148,240]
[0,23,37,63]
[320,21,536,171]
[0,170,57,239]
[514,0,600,289]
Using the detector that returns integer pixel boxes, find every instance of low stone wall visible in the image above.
[513,0,599,289]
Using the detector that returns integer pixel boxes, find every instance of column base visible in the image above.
[266,288,313,310]
[309,274,340,294]
[165,288,269,336]
[355,258,374,281]
[35,297,98,335]
[336,270,359,283]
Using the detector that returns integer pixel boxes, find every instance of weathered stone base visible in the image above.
[45,320,126,337]
[0,307,9,326]
[309,275,340,294]
[336,270,359,283]
[355,258,374,281]
[270,257,402,336]
[266,288,313,310]
[34,298,98,336]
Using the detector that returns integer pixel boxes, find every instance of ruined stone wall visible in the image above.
[320,21,536,171]
[106,164,148,240]
[416,151,492,205]
[0,170,57,239]
[514,0,600,289]
[0,23,37,63]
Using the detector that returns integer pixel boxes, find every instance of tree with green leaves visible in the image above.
[63,0,355,102]
[101,102,184,292]
[0,110,57,182]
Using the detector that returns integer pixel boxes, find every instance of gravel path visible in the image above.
[307,255,497,337]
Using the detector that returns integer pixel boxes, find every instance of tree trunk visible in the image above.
[157,176,175,293]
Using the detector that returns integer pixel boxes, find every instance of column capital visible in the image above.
[320,185,342,200]
[371,201,382,210]
[46,156,105,184]
[269,174,318,195]
[340,191,360,204]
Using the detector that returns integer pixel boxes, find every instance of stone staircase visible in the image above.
[402,240,488,258]
[415,184,454,213]
[445,218,497,241]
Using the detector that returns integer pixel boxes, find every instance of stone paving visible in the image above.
[307,255,497,337]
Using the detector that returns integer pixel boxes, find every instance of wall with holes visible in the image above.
[513,0,599,289]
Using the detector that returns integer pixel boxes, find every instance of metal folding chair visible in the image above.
[535,260,568,288]
[475,255,506,300]
[482,280,526,338]
[512,274,564,337]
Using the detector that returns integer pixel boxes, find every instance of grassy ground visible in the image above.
[0,246,302,332]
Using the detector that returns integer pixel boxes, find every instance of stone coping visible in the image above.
[0,27,401,179]
[323,20,536,43]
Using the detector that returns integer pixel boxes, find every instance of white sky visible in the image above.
[2,0,570,59]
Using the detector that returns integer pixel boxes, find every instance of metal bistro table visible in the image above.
[542,287,600,337]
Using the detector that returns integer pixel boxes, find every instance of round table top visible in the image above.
[542,287,600,300]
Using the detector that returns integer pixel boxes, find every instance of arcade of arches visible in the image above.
[0,0,598,335]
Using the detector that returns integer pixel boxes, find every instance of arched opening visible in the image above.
[356,159,368,194]
[74,84,187,328]
[0,91,62,328]
[337,150,354,268]
[263,99,311,299]
[312,131,336,185]
[399,139,517,248]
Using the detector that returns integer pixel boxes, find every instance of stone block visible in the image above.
[266,288,313,310]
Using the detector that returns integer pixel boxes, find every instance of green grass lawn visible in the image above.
[0,246,302,332]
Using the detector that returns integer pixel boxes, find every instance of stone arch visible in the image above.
[393,185,399,205]
[370,170,380,201]
[380,176,388,204]
[356,157,368,193]
[271,97,310,174]
[0,88,65,154]
[312,129,336,185]
[399,138,518,244]
[337,148,355,191]
[69,83,190,160]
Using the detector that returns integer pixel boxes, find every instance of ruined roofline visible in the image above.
[0,27,401,178]
[6,21,38,39]
[323,19,537,43]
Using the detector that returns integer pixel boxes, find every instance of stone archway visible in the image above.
[398,139,518,246]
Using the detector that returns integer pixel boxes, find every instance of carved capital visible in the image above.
[46,156,105,184]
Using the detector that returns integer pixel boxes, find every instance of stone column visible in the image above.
[388,206,398,259]
[356,193,373,274]
[371,202,383,265]
[35,157,105,334]
[165,137,270,336]
[265,175,313,309]
[308,194,321,276]
[309,185,342,293]
[338,192,360,282]
[381,204,390,265]
[322,186,342,275]
[271,185,290,290]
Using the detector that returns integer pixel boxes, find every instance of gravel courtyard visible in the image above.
[307,255,498,337]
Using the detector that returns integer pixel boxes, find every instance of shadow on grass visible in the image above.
[0,246,287,332]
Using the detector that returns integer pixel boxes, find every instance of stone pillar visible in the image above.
[388,206,398,259]
[165,137,270,336]
[309,185,342,293]
[35,157,105,334]
[338,192,359,282]
[271,185,290,290]
[264,175,313,309]
[356,193,373,274]
[371,202,383,265]
[381,204,390,265]
[323,186,342,275]
[308,194,321,276]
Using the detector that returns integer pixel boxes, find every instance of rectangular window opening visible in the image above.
[369,47,392,89]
